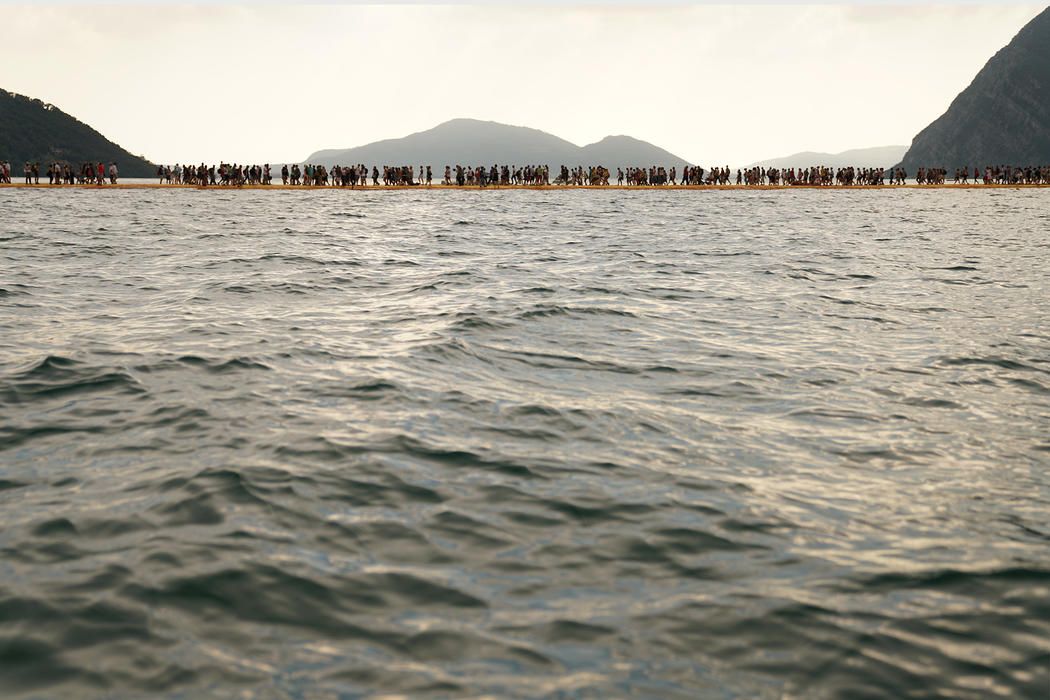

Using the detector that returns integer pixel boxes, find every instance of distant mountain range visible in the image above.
[0,89,155,177]
[304,119,692,169]
[897,7,1050,171]
[748,145,907,170]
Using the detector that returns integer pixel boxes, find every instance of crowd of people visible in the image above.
[139,162,1050,188]
[444,164,551,186]
[158,163,272,186]
[3,159,1049,187]
[943,165,1050,185]
[0,161,118,185]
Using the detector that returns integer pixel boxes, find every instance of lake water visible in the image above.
[1,187,1048,699]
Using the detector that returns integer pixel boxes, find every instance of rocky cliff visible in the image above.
[897,8,1050,171]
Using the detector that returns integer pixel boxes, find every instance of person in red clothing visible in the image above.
[97,162,105,185]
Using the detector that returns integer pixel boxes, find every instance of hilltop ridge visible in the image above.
[305,119,692,168]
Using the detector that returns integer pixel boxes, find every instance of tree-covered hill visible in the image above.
[0,89,155,177]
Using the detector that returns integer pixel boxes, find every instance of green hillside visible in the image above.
[0,89,155,177]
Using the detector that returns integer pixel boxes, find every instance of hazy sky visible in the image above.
[1,3,1044,165]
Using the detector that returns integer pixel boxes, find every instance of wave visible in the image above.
[3,187,1048,698]
[1,355,144,404]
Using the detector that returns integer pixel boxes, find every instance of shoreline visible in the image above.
[1,182,1048,191]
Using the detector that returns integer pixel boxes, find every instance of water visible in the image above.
[1,187,1048,699]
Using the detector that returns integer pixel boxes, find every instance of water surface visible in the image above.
[1,188,1048,698]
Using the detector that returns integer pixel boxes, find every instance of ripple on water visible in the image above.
[0,188,1048,698]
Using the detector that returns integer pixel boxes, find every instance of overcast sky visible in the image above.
[1,4,1043,165]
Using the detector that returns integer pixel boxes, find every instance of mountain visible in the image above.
[748,145,907,170]
[0,89,155,177]
[579,135,691,169]
[897,7,1050,171]
[304,119,692,169]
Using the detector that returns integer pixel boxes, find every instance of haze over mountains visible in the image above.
[748,146,907,170]
[305,119,691,169]
[306,120,913,171]
[897,6,1050,171]
[306,8,1050,175]
[0,89,154,177]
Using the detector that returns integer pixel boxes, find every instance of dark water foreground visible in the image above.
[1,188,1048,699]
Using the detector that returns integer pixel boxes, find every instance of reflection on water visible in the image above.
[0,188,1048,698]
